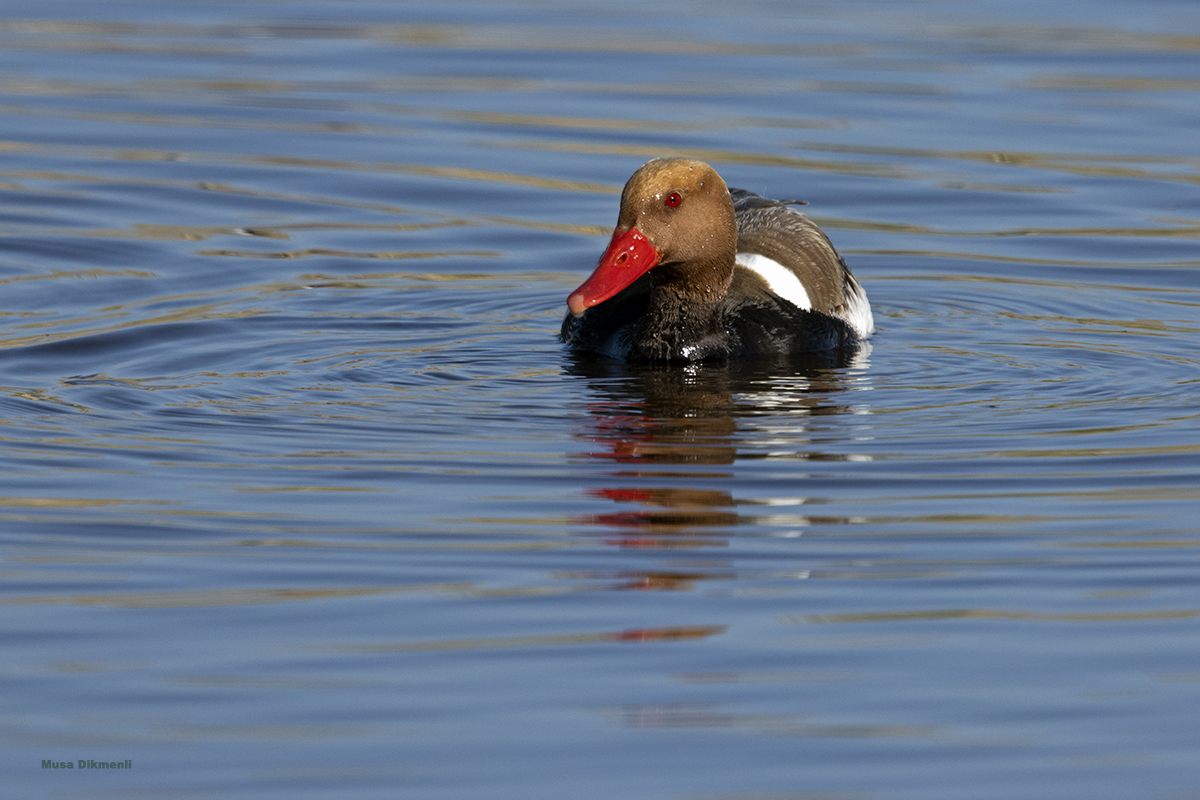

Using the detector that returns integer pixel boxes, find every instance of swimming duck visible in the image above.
[561,158,873,362]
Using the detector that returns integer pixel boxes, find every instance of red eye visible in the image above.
[664,192,681,208]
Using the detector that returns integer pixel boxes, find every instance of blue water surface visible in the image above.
[2,1,1199,798]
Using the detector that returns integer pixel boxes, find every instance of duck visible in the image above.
[561,158,873,362]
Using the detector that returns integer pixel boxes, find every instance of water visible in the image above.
[2,1,1199,797]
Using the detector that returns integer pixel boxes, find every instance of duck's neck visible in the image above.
[651,247,735,305]
[630,284,728,362]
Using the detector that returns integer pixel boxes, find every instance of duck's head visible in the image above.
[567,158,738,317]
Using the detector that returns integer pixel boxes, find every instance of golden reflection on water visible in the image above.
[505,140,916,179]
[195,248,503,260]
[0,496,168,509]
[0,262,556,353]
[0,100,396,135]
[257,154,615,193]
[328,625,727,653]
[0,268,156,285]
[0,303,271,350]
[1,583,472,608]
[91,221,465,242]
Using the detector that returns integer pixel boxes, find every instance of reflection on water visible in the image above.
[567,352,871,551]
[328,625,728,653]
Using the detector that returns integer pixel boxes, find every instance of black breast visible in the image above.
[562,275,856,363]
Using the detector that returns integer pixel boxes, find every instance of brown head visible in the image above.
[567,158,738,317]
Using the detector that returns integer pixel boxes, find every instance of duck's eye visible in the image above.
[664,192,682,208]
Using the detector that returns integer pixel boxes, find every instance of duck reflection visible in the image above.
[566,349,870,565]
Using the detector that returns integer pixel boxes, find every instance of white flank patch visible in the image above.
[840,278,875,338]
[736,252,875,339]
[735,253,811,310]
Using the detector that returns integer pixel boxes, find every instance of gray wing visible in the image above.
[729,187,852,315]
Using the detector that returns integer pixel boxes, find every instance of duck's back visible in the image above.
[730,189,873,338]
